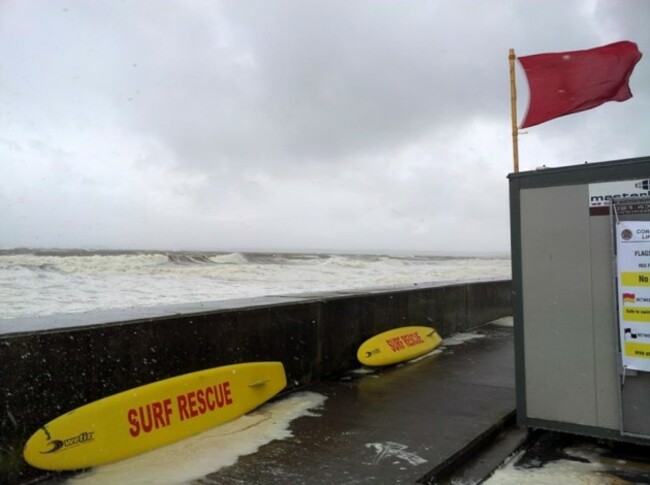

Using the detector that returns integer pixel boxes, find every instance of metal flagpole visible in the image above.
[509,48,519,173]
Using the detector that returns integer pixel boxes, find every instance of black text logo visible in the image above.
[40,431,94,454]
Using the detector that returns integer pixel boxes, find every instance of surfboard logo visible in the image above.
[40,431,95,454]
[365,348,381,358]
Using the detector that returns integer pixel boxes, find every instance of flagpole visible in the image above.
[509,48,519,173]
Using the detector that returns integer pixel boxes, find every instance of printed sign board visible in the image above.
[615,220,650,372]
[589,180,650,216]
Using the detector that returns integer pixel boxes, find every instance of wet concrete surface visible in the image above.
[493,430,650,484]
[194,324,515,484]
[27,321,650,484]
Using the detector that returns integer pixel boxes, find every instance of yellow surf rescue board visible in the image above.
[357,326,441,366]
[24,361,286,471]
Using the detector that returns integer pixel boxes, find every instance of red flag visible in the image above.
[519,41,642,128]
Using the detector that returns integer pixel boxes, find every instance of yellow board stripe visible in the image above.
[623,307,650,322]
[621,272,650,287]
[625,342,650,359]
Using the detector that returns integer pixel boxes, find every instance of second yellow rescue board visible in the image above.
[23,361,286,471]
[357,326,441,366]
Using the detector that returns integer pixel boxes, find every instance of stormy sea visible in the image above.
[0,248,510,333]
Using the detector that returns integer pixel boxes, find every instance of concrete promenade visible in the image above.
[198,323,515,484]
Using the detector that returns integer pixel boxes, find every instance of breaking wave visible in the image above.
[0,250,511,330]
[166,254,216,265]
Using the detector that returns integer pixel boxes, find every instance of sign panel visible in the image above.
[589,180,650,216]
[616,220,650,371]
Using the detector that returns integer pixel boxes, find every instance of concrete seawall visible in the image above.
[0,278,511,483]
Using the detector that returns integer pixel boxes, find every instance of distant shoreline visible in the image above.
[0,247,511,259]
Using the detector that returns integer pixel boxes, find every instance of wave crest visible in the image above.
[167,254,216,265]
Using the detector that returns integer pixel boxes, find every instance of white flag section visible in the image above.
[616,220,650,372]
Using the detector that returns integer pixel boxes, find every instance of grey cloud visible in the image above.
[1,0,649,252]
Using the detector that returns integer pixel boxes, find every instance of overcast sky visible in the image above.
[1,0,648,254]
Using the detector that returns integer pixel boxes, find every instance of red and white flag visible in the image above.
[519,41,642,128]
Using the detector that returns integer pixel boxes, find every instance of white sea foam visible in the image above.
[208,252,249,264]
[364,441,427,466]
[486,459,607,484]
[484,445,625,485]
[0,252,510,328]
[407,348,443,363]
[349,367,376,375]
[442,332,485,346]
[490,316,514,327]
[68,391,326,485]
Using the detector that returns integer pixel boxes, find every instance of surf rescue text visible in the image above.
[127,381,233,437]
[386,332,425,352]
